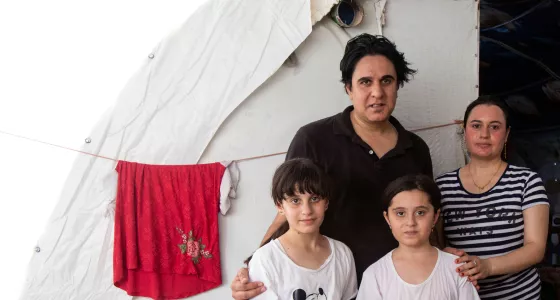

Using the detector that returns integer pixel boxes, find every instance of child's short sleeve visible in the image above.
[341,246,358,300]
[356,267,382,300]
[457,276,481,300]
[248,251,280,300]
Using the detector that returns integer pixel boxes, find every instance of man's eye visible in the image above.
[381,78,393,85]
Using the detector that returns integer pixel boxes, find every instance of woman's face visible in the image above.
[464,104,509,160]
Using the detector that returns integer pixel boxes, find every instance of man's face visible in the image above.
[345,55,398,123]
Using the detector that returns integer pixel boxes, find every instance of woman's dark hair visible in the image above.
[463,95,510,128]
[382,174,442,212]
[340,34,416,90]
[245,158,332,265]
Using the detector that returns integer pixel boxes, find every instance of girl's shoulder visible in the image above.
[435,249,469,284]
[362,250,393,277]
[437,248,459,265]
[250,239,284,265]
[325,236,354,260]
[327,237,349,251]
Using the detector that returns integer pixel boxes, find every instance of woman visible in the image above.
[436,95,549,300]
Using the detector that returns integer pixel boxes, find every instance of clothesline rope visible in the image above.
[0,120,462,164]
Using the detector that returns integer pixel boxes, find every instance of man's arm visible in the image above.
[260,213,286,245]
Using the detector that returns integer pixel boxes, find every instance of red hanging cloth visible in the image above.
[114,161,225,299]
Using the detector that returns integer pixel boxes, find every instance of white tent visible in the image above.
[0,0,478,299]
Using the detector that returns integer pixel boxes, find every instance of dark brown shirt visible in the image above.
[286,106,433,283]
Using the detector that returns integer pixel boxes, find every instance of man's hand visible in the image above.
[231,268,266,299]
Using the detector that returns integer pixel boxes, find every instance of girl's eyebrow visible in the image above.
[392,205,431,210]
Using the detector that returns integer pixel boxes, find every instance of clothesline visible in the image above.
[0,120,462,164]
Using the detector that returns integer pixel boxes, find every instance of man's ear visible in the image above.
[345,83,352,95]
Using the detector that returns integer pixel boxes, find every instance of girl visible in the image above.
[437,96,549,299]
[246,158,358,300]
[357,174,480,300]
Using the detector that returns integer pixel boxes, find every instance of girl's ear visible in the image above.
[433,208,441,227]
[325,199,329,211]
[383,211,391,229]
[276,203,285,215]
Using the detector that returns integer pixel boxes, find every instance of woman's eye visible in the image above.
[291,198,300,204]
[311,196,320,202]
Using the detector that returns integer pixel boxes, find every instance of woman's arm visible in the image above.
[459,173,550,280]
[486,204,549,276]
[459,204,549,280]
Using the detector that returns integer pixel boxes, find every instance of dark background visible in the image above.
[479,0,560,298]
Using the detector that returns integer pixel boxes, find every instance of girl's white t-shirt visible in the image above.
[248,237,358,300]
[357,248,480,300]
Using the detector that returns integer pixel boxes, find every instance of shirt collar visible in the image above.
[332,106,414,150]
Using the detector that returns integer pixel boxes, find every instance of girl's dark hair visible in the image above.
[340,34,416,90]
[382,174,442,212]
[245,158,331,265]
[463,95,510,128]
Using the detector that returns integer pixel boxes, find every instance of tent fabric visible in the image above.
[18,0,479,299]
[21,0,314,299]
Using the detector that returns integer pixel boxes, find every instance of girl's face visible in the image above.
[277,191,328,235]
[464,104,509,160]
[383,189,439,248]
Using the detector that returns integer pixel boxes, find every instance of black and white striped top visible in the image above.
[436,164,549,300]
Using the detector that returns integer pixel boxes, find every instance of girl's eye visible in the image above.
[490,125,500,130]
[311,196,320,202]
[471,124,481,129]
[416,210,426,216]
[290,198,300,204]
[396,211,405,217]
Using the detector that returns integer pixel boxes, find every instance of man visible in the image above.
[231,34,433,299]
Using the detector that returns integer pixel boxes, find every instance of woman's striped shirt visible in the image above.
[436,164,549,300]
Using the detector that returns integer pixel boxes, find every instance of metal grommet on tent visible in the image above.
[330,0,364,28]
[34,246,41,253]
[85,138,92,144]
[148,53,155,59]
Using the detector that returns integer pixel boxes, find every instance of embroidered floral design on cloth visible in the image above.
[176,227,212,264]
